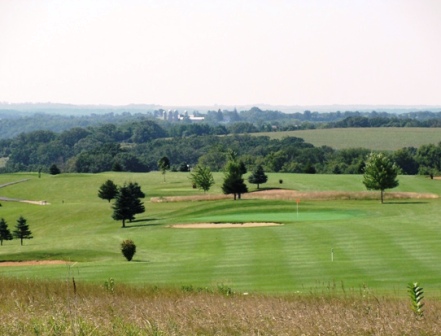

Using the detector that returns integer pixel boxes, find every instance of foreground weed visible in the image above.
[408,282,424,317]
[217,283,234,296]
[104,278,115,294]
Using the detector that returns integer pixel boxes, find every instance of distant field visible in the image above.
[255,127,441,150]
[0,172,440,297]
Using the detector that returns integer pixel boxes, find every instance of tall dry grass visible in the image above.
[150,189,439,203]
[0,277,440,335]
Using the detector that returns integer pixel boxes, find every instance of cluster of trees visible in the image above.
[98,180,145,227]
[188,151,268,200]
[1,119,441,178]
[0,108,441,177]
[2,106,441,141]
[0,216,33,246]
[193,150,399,204]
[204,107,441,126]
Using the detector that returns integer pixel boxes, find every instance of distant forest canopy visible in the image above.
[0,114,440,176]
[1,106,441,140]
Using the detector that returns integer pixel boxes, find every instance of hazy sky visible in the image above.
[1,0,440,106]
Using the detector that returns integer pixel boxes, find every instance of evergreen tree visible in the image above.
[222,151,248,200]
[363,152,399,203]
[49,164,61,175]
[112,184,145,228]
[248,164,268,189]
[0,218,13,246]
[98,180,118,202]
[13,216,33,245]
[126,182,145,199]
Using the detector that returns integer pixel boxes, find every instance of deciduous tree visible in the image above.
[157,156,170,182]
[363,152,399,203]
[416,143,441,178]
[190,165,215,193]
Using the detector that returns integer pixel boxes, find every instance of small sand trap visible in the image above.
[170,222,282,229]
[0,260,70,267]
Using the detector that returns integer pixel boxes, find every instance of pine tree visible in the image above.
[0,218,13,246]
[98,180,118,202]
[248,165,268,189]
[126,182,145,199]
[222,173,248,200]
[222,152,248,200]
[13,216,33,246]
[112,184,145,228]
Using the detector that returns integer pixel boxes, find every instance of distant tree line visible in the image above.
[0,118,440,177]
[1,107,441,140]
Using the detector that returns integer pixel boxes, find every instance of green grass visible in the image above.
[0,171,440,297]
[255,127,441,150]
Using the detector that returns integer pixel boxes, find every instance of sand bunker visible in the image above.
[170,222,282,229]
[0,260,70,267]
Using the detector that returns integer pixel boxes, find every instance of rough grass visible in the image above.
[151,189,438,202]
[0,277,440,336]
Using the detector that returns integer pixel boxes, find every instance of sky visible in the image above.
[1,0,441,107]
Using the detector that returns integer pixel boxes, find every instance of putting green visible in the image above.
[194,209,364,223]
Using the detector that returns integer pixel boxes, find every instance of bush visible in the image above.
[121,239,136,261]
[49,164,61,175]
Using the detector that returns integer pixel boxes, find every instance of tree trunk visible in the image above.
[122,219,126,228]
[380,190,384,204]
[233,193,237,200]
[20,238,23,246]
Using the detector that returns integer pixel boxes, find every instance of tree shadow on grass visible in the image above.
[383,201,429,205]
[124,218,162,228]
[130,260,150,264]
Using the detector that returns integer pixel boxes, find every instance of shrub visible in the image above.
[121,239,136,261]
[49,164,61,175]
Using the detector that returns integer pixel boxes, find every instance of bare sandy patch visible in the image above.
[20,200,50,205]
[0,260,70,267]
[170,222,282,229]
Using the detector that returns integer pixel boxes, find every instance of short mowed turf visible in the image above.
[0,171,440,297]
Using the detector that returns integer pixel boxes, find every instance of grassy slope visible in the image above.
[256,127,441,150]
[0,172,440,297]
